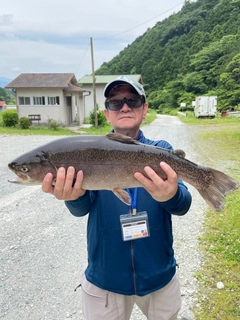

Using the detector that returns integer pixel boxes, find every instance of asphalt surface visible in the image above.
[0,115,208,319]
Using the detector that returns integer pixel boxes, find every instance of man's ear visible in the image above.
[104,109,110,123]
[143,103,149,119]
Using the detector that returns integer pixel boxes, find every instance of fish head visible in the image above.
[8,152,57,184]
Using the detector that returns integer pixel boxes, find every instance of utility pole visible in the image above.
[90,37,98,128]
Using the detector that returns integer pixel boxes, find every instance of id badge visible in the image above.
[120,211,150,241]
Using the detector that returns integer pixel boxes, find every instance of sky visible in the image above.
[1,0,185,85]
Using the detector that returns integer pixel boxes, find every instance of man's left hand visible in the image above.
[134,162,178,202]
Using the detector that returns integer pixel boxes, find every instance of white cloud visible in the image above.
[1,0,184,81]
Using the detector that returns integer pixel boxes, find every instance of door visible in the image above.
[66,96,72,124]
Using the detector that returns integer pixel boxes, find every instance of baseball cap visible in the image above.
[104,75,146,100]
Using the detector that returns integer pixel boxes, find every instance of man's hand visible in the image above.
[42,166,86,200]
[134,162,178,202]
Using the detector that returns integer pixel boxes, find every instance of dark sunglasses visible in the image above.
[105,97,145,111]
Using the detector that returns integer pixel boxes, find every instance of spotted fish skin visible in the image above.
[8,133,240,212]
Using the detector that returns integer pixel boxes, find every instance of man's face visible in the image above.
[104,85,148,138]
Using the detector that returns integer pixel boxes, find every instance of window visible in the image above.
[33,97,45,105]
[19,97,30,105]
[48,96,60,105]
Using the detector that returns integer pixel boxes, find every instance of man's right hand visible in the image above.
[42,166,86,200]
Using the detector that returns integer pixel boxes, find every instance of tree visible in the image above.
[183,72,208,94]
[220,53,240,106]
[0,88,16,105]
[141,59,158,91]
[211,24,223,41]
[95,0,240,111]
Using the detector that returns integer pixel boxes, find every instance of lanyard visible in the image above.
[126,133,144,215]
[126,188,138,215]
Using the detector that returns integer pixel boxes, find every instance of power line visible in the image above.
[94,1,184,41]
[75,42,90,75]
[75,1,184,76]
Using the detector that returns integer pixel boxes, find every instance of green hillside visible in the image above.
[96,0,240,113]
[0,88,16,105]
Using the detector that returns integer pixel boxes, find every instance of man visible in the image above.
[42,75,192,320]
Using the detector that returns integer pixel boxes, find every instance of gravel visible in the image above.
[0,115,208,319]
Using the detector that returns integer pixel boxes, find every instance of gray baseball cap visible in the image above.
[104,75,146,99]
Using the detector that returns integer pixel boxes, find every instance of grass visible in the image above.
[178,111,240,127]
[192,126,240,319]
[0,125,78,136]
[0,109,157,136]
[0,112,77,135]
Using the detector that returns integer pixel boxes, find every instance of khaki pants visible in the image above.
[81,273,181,320]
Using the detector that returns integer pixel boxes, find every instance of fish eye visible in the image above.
[21,165,29,172]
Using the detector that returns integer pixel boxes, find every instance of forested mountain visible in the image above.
[96,0,240,112]
[0,88,16,105]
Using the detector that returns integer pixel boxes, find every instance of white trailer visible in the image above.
[194,96,217,118]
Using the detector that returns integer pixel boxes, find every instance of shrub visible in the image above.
[47,118,60,131]
[2,110,19,127]
[89,104,107,126]
[19,116,31,129]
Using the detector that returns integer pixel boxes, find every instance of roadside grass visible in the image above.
[0,113,77,135]
[178,111,240,127]
[0,109,157,136]
[193,128,240,319]
[0,125,78,136]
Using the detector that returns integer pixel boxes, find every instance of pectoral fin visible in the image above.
[113,188,131,205]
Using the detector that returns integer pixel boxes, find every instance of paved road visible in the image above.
[0,115,207,319]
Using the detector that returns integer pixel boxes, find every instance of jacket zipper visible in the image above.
[131,240,137,294]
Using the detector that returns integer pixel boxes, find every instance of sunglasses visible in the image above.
[105,97,145,111]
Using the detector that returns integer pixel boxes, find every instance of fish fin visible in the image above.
[113,188,131,205]
[197,169,239,212]
[106,133,140,145]
[173,149,186,158]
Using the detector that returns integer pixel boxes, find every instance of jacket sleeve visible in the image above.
[160,181,192,216]
[65,191,91,217]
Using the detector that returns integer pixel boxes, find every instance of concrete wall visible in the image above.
[82,83,105,118]
[15,88,85,125]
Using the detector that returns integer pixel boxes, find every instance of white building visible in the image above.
[5,73,89,125]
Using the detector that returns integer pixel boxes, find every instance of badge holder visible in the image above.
[120,211,150,241]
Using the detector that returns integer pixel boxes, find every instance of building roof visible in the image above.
[63,83,87,93]
[5,73,80,89]
[78,74,143,85]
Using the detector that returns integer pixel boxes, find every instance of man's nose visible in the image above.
[121,102,131,111]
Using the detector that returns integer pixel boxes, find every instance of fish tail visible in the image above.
[197,168,239,212]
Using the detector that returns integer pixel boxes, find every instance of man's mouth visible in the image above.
[119,116,133,119]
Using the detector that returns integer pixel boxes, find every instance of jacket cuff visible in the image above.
[160,185,192,216]
[65,191,90,217]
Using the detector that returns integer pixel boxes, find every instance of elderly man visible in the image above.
[42,75,192,320]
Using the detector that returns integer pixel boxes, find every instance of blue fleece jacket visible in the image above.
[65,130,192,296]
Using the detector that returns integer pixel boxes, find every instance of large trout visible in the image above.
[8,133,239,212]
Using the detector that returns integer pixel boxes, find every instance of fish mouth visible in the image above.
[8,176,41,184]
[8,174,38,184]
[8,176,27,184]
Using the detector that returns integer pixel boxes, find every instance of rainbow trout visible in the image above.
[8,133,239,212]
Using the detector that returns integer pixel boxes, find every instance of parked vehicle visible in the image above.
[194,96,217,118]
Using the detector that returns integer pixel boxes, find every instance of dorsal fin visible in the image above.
[106,134,186,158]
[106,133,141,145]
[173,149,186,158]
